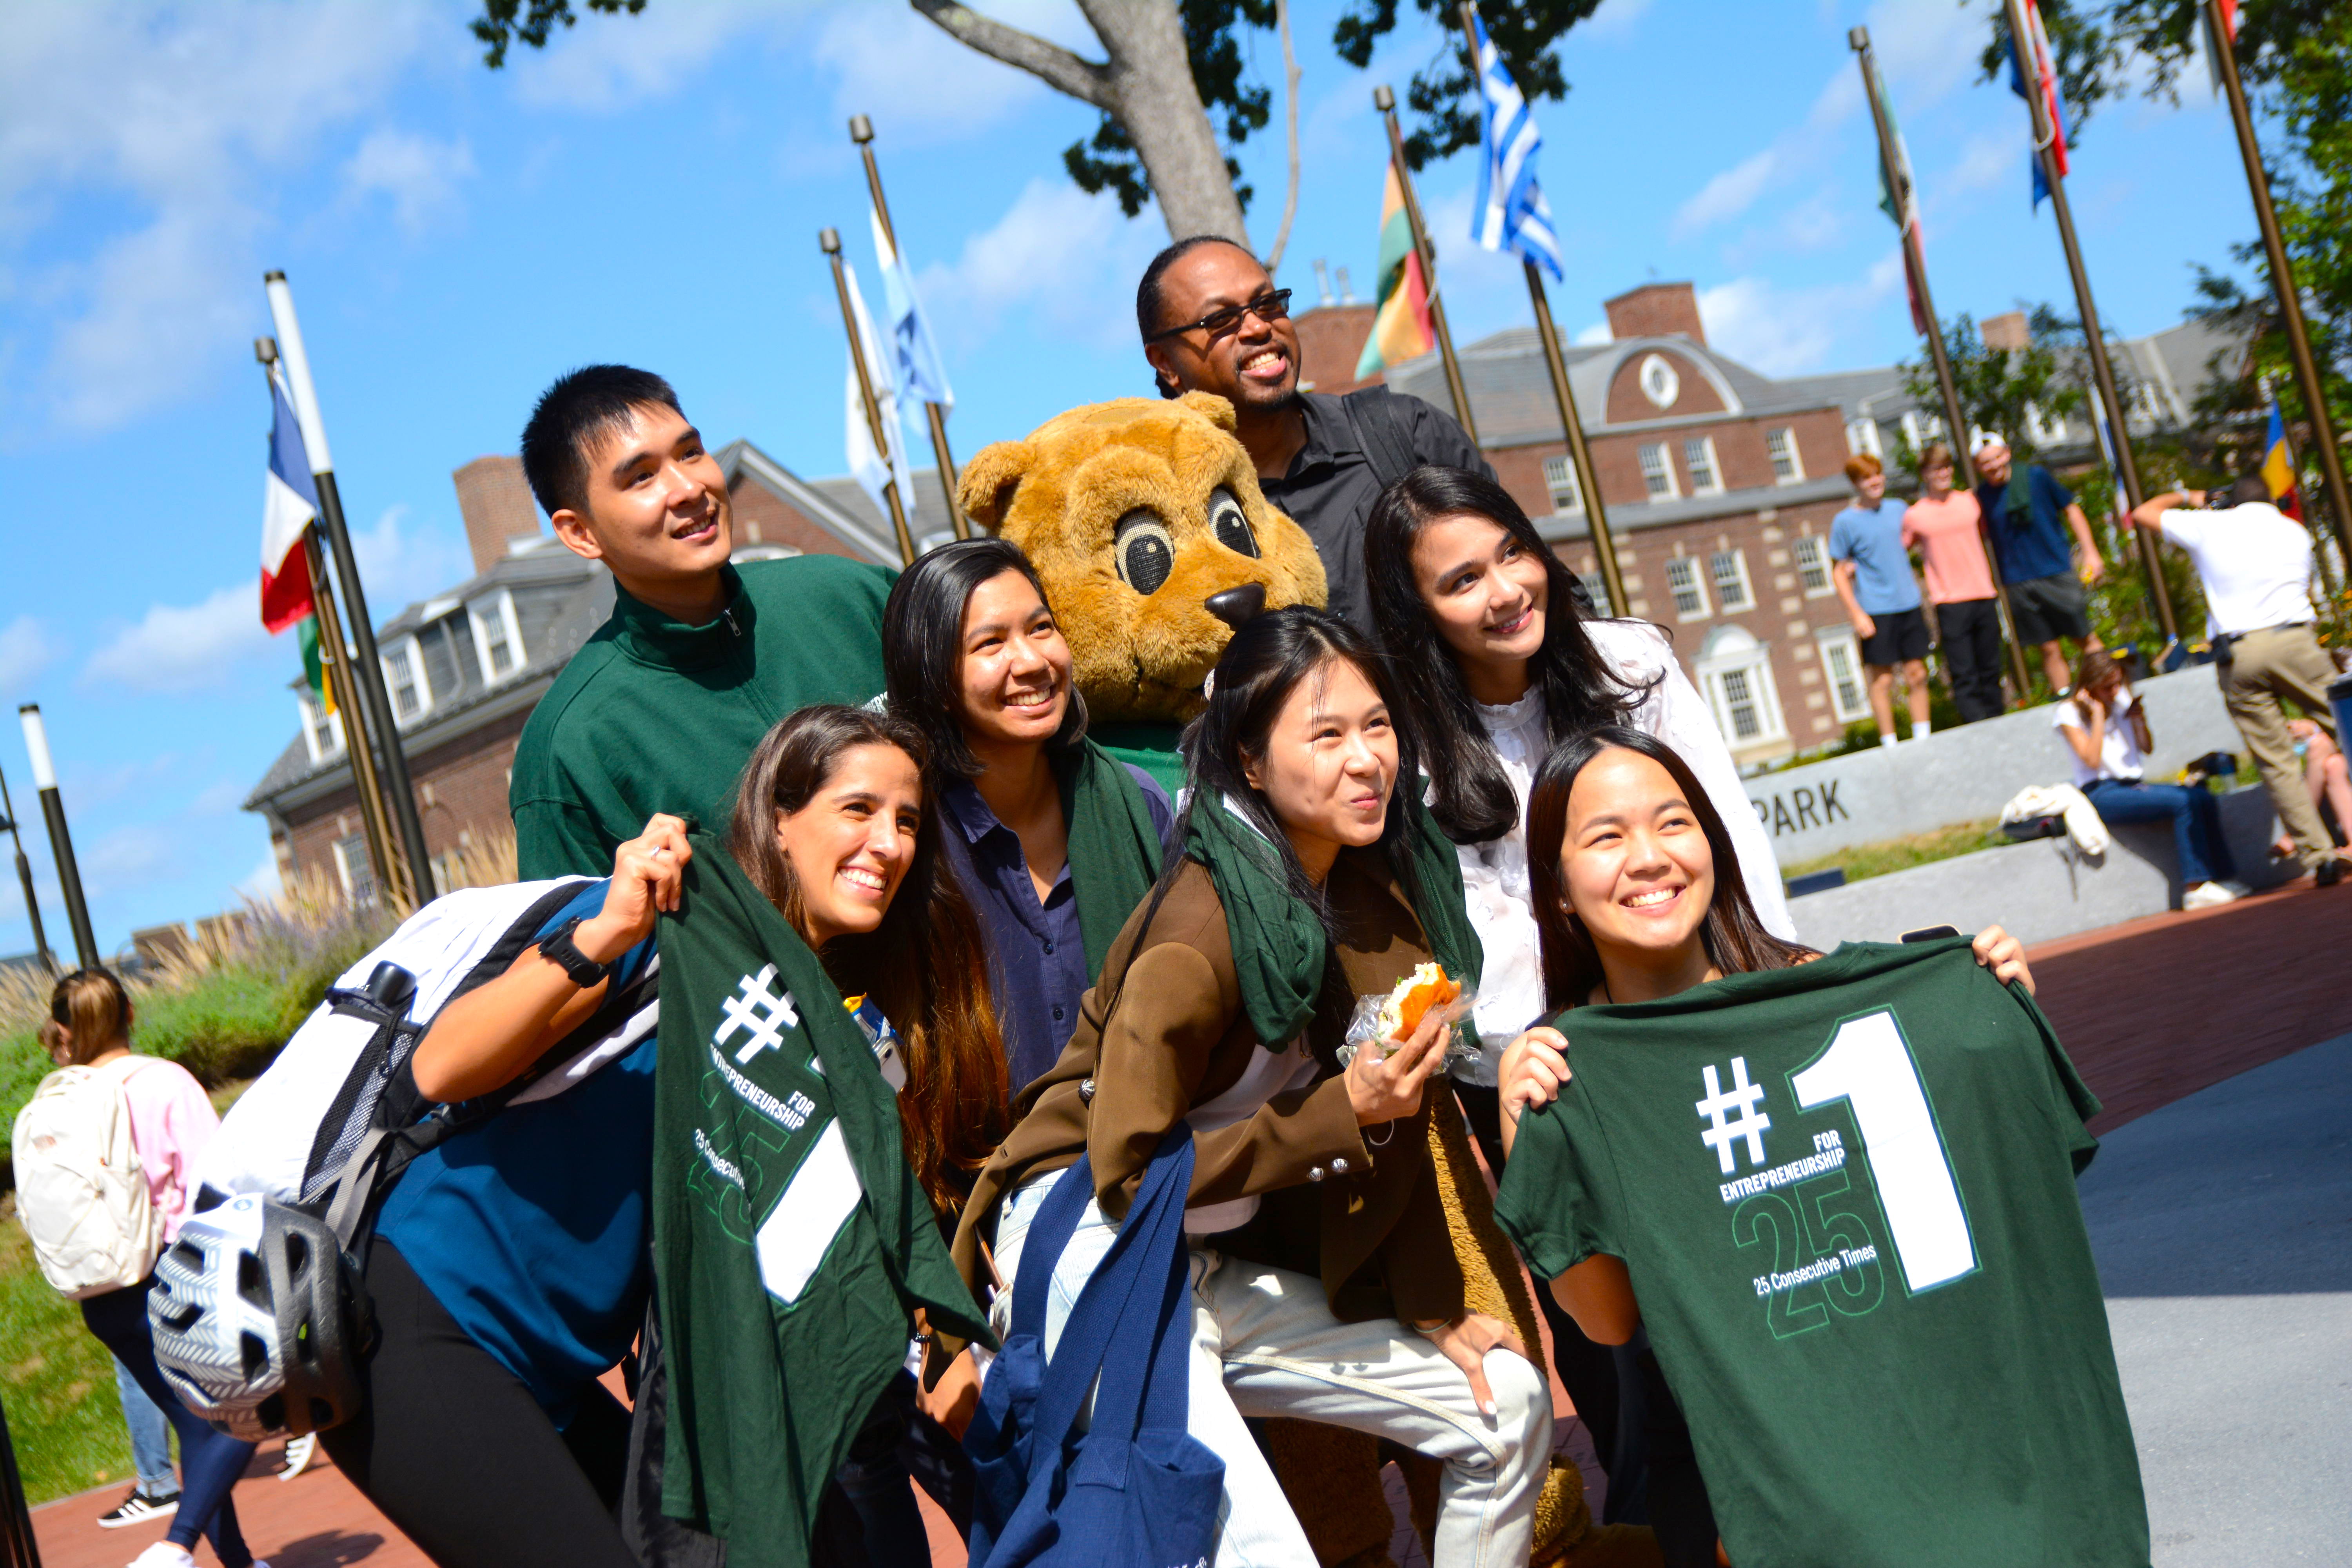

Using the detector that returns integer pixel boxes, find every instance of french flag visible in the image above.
[261,366,319,635]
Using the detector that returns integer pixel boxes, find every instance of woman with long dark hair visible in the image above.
[1489,725,2034,1566]
[936,608,1551,1568]
[882,538,1172,1102]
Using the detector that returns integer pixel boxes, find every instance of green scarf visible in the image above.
[1054,739,1166,980]
[2001,467,2035,532]
[652,832,990,1567]
[1182,788,1482,1047]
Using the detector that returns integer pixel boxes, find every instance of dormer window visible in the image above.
[469,590,525,683]
[298,691,344,764]
[381,636,431,724]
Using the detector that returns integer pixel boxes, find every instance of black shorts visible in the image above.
[1861,606,1931,666]
[2007,571,2092,644]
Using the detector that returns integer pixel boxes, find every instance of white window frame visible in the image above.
[2023,403,2066,446]
[1845,417,1883,458]
[1815,627,1872,723]
[1696,626,1788,746]
[297,691,344,764]
[1665,555,1710,621]
[1683,436,1723,497]
[1541,454,1584,515]
[1708,548,1754,612]
[1577,568,1609,612]
[333,833,379,907]
[380,634,432,726]
[1792,535,1834,597]
[1639,442,1679,500]
[1765,427,1804,485]
[468,589,526,685]
[1638,353,1681,410]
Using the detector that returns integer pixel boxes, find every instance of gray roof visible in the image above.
[716,439,912,564]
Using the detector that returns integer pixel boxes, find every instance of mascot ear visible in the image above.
[958,440,1034,534]
[1176,390,1238,433]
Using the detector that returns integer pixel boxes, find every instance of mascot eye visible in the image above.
[1209,487,1259,558]
[1115,510,1176,596]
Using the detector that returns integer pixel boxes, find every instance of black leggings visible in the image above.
[1937,597,2007,723]
[81,1276,258,1566]
[318,1241,638,1568]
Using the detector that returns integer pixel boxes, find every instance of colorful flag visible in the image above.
[2203,0,2243,95]
[868,207,953,412]
[841,260,917,526]
[1867,52,1931,336]
[2008,0,2070,209]
[1468,4,1563,279]
[1355,163,1434,380]
[2262,393,2302,517]
[261,365,333,715]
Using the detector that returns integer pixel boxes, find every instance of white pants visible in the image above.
[992,1172,1549,1568]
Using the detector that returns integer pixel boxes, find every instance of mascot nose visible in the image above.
[1205,583,1266,630]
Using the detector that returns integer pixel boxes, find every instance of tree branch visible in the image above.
[1264,0,1302,270]
[909,1,1116,113]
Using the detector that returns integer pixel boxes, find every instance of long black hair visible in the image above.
[882,537,1089,783]
[1525,725,1813,1011]
[1364,465,1651,845]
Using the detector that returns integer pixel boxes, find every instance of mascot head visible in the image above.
[958,392,1325,722]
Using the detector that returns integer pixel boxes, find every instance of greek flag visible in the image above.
[1468,5,1562,280]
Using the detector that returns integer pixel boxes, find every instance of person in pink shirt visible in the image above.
[40,969,267,1568]
[1903,443,2008,724]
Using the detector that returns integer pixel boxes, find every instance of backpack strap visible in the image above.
[1339,387,1419,491]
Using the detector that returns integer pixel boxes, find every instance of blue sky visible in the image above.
[0,0,2270,956]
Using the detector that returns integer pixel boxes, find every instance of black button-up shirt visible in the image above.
[936,765,1175,1096]
[1258,389,1493,631]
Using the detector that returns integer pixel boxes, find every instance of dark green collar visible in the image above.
[611,564,750,672]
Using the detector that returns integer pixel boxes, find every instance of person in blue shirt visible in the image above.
[1974,439,2108,695]
[1829,453,1933,747]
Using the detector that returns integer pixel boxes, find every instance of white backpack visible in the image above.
[11,1056,163,1298]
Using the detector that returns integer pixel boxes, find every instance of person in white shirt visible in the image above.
[2130,476,2347,887]
[1362,464,1796,1500]
[2053,649,2244,909]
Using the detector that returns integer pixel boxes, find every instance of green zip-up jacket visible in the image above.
[512,556,896,879]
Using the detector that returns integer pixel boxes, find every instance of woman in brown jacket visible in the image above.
[938,609,1550,1567]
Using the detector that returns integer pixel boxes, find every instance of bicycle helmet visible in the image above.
[148,1193,368,1439]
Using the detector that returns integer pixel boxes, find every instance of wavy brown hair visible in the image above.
[1526,726,1813,1011]
[728,706,1009,1212]
[48,968,133,1066]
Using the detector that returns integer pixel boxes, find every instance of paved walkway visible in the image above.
[28,877,2350,1566]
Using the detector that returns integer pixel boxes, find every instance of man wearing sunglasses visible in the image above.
[1139,236,1491,630]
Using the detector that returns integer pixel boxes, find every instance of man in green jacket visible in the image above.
[508,365,895,880]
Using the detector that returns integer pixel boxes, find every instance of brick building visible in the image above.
[245,443,902,900]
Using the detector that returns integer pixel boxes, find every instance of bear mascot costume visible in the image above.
[957,392,1659,1568]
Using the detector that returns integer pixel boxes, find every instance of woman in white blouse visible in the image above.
[1364,466,1797,1503]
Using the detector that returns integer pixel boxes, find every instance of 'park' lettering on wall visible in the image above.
[1750,780,1849,838]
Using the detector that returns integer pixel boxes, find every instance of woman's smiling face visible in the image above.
[1558,747,1716,963]
[771,742,924,947]
[1408,512,1550,676]
[956,568,1071,751]
[1244,655,1398,854]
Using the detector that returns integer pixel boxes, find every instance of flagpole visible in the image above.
[2000,0,2179,647]
[263,272,431,906]
[2267,377,2342,599]
[822,228,917,567]
[2207,0,2352,573]
[849,115,969,539]
[1371,85,1477,443]
[1851,26,2035,699]
[16,706,97,969]
[0,762,56,972]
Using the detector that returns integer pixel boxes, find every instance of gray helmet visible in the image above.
[148,1193,367,1439]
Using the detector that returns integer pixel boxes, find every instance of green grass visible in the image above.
[1780,817,2013,887]
[0,1197,137,1505]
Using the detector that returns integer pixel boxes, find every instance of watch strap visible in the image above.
[540,916,612,988]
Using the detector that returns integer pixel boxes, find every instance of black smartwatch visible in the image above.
[540,916,613,988]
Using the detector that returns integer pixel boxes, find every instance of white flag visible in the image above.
[842,260,917,526]
[870,207,954,411]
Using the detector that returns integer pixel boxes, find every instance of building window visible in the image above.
[381,636,430,724]
[2024,402,2066,446]
[1793,535,1833,596]
[1697,625,1787,746]
[1666,555,1710,619]
[1899,410,1947,454]
[1577,568,1611,612]
[1709,548,1753,611]
[1683,437,1722,496]
[1765,427,1804,484]
[1638,353,1681,409]
[468,590,525,684]
[1639,443,1679,500]
[296,692,343,764]
[1542,455,1583,514]
[1846,417,1883,458]
[1816,628,1871,722]
[333,833,379,908]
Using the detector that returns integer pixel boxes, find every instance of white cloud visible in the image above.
[351,504,474,612]
[506,0,800,111]
[0,615,53,697]
[343,129,476,235]
[917,178,1163,357]
[1671,149,1780,240]
[82,584,271,695]
[1698,269,1895,377]
[236,847,283,903]
[810,0,1093,145]
[1583,0,1657,40]
[1574,321,1612,346]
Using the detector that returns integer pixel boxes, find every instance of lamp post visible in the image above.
[18,704,96,969]
[0,762,53,973]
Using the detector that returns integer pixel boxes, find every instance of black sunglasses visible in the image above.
[1148,289,1293,345]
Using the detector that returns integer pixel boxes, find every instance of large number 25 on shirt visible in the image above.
[1493,939,2151,1568]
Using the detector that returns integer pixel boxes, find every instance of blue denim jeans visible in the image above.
[115,1354,176,1494]
[2085,778,2238,887]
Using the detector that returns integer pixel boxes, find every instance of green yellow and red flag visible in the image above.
[1355,162,1434,381]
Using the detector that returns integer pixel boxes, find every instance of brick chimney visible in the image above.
[453,456,544,575]
[1603,282,1706,346]
[1292,303,1379,393]
[1980,311,2030,352]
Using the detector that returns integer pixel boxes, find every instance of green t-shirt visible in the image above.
[1493,939,2149,1568]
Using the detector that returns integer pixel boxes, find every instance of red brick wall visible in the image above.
[729,476,870,561]
[277,706,532,896]
[1604,347,1726,424]
[1292,304,1377,395]
[1603,282,1707,345]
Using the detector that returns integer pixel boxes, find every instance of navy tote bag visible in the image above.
[964,1129,1224,1568]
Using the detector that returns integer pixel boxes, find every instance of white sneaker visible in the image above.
[126,1545,196,1568]
[2183,881,2240,910]
[278,1431,318,1480]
